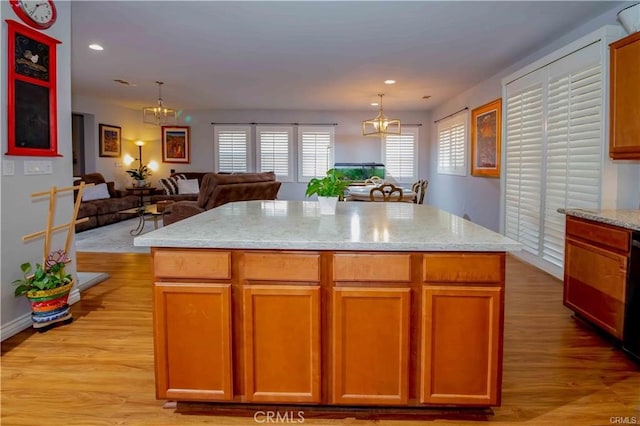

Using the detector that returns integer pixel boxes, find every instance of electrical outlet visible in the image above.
[3,160,15,175]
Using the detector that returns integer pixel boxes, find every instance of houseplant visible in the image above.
[14,249,74,329]
[305,168,350,214]
[126,164,151,187]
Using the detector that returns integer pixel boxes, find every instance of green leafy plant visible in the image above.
[126,164,151,180]
[13,250,72,296]
[305,168,350,198]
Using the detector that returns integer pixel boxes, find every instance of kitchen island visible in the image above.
[135,200,519,411]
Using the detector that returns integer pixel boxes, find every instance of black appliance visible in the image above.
[623,231,640,363]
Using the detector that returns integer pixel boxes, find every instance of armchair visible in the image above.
[162,172,282,226]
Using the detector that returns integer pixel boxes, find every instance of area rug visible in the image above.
[74,218,151,253]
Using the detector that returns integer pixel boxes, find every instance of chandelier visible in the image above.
[362,93,401,136]
[143,81,177,126]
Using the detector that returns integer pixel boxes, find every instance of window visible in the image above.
[383,127,419,183]
[298,126,334,182]
[503,39,605,278]
[437,112,467,176]
[214,126,251,173]
[256,126,293,182]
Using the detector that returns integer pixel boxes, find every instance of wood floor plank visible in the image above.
[1,252,638,425]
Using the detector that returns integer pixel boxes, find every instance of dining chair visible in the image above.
[364,176,383,186]
[369,183,404,202]
[411,179,428,204]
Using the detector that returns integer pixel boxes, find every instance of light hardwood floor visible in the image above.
[1,252,638,425]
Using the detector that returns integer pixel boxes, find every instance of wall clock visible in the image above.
[10,0,57,30]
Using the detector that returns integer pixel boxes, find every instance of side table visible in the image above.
[126,186,157,206]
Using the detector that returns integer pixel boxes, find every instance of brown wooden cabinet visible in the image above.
[564,217,631,339]
[420,286,502,405]
[153,282,233,401]
[331,287,411,405]
[242,285,321,403]
[609,31,640,159]
[151,248,506,411]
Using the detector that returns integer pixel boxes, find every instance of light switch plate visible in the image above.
[3,160,15,175]
[24,160,53,175]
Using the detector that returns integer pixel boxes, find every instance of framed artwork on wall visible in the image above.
[162,126,190,163]
[470,98,502,178]
[5,20,61,157]
[98,124,121,157]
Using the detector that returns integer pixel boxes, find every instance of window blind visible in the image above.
[215,126,250,173]
[437,112,467,176]
[504,40,603,277]
[298,127,334,181]
[384,127,418,183]
[256,126,292,181]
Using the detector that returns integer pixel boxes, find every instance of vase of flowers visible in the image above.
[13,249,74,330]
[126,164,151,187]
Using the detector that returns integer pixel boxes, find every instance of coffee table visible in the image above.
[118,204,166,236]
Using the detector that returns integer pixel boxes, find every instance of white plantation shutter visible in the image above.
[256,126,292,181]
[437,112,467,176]
[503,40,604,277]
[384,127,418,183]
[215,126,251,173]
[505,84,544,257]
[298,126,334,181]
[543,64,602,267]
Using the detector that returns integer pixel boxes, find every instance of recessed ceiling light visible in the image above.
[371,102,379,106]
[89,44,104,51]
[384,79,396,85]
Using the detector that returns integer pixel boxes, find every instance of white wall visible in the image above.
[70,101,430,201]
[427,2,639,231]
[1,3,76,339]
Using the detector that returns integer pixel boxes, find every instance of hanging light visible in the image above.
[143,81,177,126]
[362,93,401,136]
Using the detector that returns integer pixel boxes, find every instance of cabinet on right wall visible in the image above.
[609,31,640,159]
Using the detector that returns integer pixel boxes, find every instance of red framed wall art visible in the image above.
[5,20,61,157]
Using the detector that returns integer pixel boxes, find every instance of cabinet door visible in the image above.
[564,238,628,339]
[331,287,411,405]
[243,285,321,403]
[610,32,640,159]
[421,286,502,406]
[153,283,232,401]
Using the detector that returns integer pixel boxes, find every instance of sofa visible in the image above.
[163,172,282,226]
[149,172,209,204]
[75,173,140,232]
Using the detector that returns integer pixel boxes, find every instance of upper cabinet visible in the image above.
[609,31,640,159]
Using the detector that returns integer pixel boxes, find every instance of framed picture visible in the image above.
[471,98,502,177]
[162,126,190,163]
[99,124,122,157]
[6,20,61,157]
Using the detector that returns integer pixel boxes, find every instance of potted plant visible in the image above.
[14,249,74,330]
[126,164,151,187]
[305,168,350,214]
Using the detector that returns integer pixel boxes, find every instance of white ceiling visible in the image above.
[70,1,623,113]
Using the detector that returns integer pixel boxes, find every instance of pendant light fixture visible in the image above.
[143,81,177,126]
[362,93,401,136]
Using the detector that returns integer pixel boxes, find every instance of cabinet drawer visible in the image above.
[333,253,411,282]
[154,249,231,280]
[566,217,630,254]
[423,253,503,283]
[243,252,320,282]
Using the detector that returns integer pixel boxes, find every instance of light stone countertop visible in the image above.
[135,200,520,252]
[559,208,640,232]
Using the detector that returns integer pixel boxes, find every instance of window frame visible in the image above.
[255,125,293,182]
[213,125,252,173]
[382,126,419,184]
[436,111,468,176]
[297,126,335,183]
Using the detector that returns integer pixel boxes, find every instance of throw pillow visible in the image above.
[159,174,187,195]
[82,182,111,201]
[177,178,200,194]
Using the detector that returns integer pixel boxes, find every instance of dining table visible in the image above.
[345,184,416,202]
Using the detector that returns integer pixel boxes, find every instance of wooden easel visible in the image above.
[20,182,93,331]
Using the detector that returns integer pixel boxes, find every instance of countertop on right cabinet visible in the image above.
[559,208,640,232]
